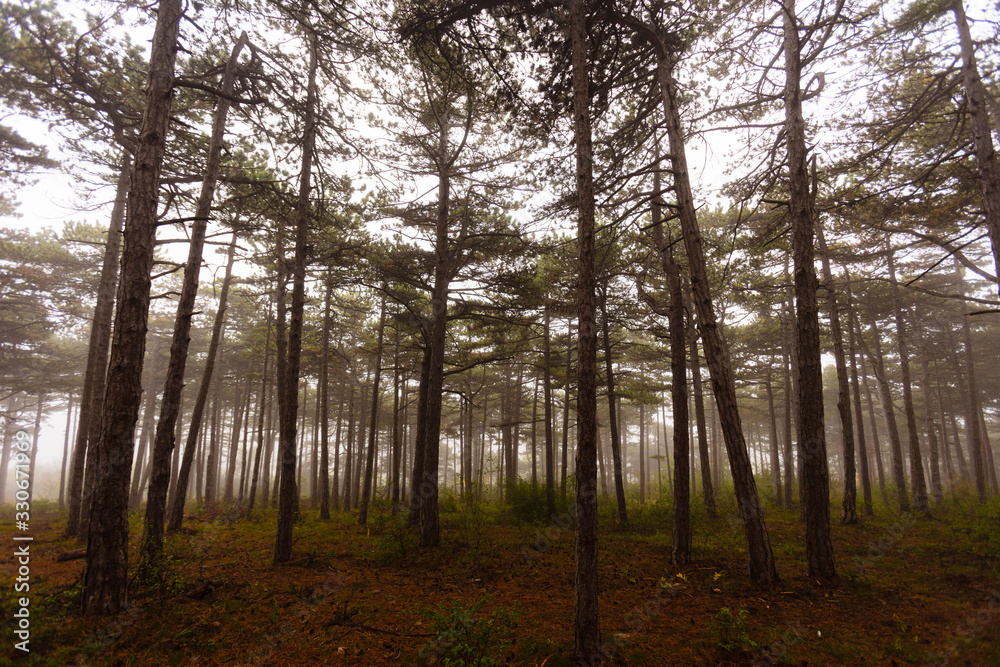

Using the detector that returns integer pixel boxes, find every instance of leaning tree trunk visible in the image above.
[783,0,835,579]
[952,0,1000,298]
[275,30,318,563]
[164,232,238,534]
[82,0,183,616]
[358,293,387,525]
[67,150,128,539]
[654,33,778,583]
[817,229,857,524]
[885,240,930,515]
[568,0,601,657]
[138,33,248,578]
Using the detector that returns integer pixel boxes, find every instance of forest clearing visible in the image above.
[2,0,1000,664]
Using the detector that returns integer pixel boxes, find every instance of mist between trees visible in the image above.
[0,0,999,663]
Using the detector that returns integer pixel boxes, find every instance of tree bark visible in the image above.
[885,241,930,514]
[138,32,247,576]
[864,309,910,512]
[543,304,556,516]
[568,0,601,657]
[817,229,857,524]
[67,151,128,538]
[82,0,183,615]
[275,29,318,563]
[601,297,628,525]
[952,0,1000,297]
[164,232,238,533]
[783,0,835,578]
[844,274,874,516]
[359,293,387,525]
[655,32,778,583]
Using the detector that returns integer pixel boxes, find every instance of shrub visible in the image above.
[417,595,519,666]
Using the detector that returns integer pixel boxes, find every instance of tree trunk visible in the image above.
[418,85,460,547]
[765,370,783,507]
[865,309,909,512]
[164,232,238,533]
[656,36,778,583]
[391,324,402,511]
[82,0,183,615]
[67,151,128,538]
[885,240,930,515]
[246,309,272,516]
[954,260,988,501]
[225,374,251,502]
[952,0,1000,297]
[408,346,430,526]
[568,0,601,657]
[918,322,944,504]
[59,394,75,511]
[685,290,716,515]
[359,293,387,525]
[26,396,43,505]
[844,273,874,516]
[783,0,835,578]
[817,229,857,524]
[601,298,628,525]
[561,320,573,503]
[130,336,161,509]
[319,277,333,520]
[138,32,247,576]
[543,304,556,516]
[275,29,318,563]
[652,178,690,563]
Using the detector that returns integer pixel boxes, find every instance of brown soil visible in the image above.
[1,496,998,666]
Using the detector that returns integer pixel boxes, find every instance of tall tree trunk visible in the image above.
[655,31,778,583]
[783,0,835,578]
[247,309,272,516]
[275,29,318,563]
[59,394,75,512]
[418,85,460,546]
[408,346,431,526]
[568,0,601,656]
[130,337,161,509]
[67,151,128,538]
[782,306,795,509]
[765,369,783,507]
[359,294,387,525]
[164,232,239,532]
[885,240,930,514]
[138,32,247,576]
[225,374,251,502]
[601,298,628,525]
[82,0,183,615]
[862,363,889,505]
[817,229,857,524]
[561,320,573,503]
[865,309,910,512]
[844,274,874,516]
[685,291,716,515]
[952,0,1000,296]
[652,178,690,563]
[918,324,944,504]
[391,324,402,511]
[319,277,333,520]
[954,260,988,501]
[543,304,556,516]
[26,396,43,505]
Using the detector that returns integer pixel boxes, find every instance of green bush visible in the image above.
[417,595,519,667]
[713,607,757,652]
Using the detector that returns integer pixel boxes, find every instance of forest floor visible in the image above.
[2,488,999,666]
